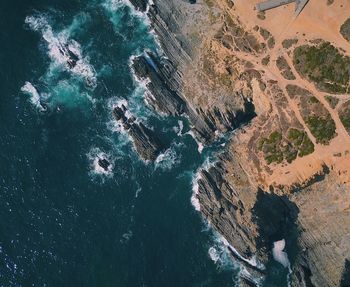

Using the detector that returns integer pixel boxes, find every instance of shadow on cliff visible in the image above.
[252,189,300,287]
[341,259,350,287]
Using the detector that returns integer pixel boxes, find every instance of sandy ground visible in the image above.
[223,0,350,188]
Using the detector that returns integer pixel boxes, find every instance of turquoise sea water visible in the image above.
[0,0,292,286]
[0,0,240,286]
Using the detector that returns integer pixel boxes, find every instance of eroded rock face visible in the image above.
[194,150,302,284]
[130,0,256,143]
[113,105,165,161]
[132,53,186,116]
[129,0,350,285]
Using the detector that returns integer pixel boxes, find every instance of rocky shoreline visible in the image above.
[129,0,350,286]
[113,104,165,161]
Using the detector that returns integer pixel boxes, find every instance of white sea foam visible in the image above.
[220,235,265,270]
[155,146,180,170]
[107,97,134,131]
[185,130,205,154]
[103,0,149,25]
[272,239,290,268]
[176,120,184,136]
[239,267,263,287]
[135,187,142,198]
[20,82,46,111]
[191,171,202,211]
[121,230,133,243]
[207,232,237,271]
[87,148,115,179]
[207,232,265,286]
[208,246,221,263]
[25,14,97,89]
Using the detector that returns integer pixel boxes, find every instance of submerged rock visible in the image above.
[98,158,111,172]
[113,105,165,161]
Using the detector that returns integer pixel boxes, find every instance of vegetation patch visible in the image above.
[259,28,271,40]
[262,55,270,66]
[282,39,298,49]
[305,115,336,144]
[258,129,314,165]
[222,17,264,54]
[325,95,339,109]
[276,56,296,80]
[339,100,350,134]
[257,11,266,20]
[286,84,311,99]
[267,37,275,49]
[285,84,337,144]
[293,42,350,93]
[340,18,350,43]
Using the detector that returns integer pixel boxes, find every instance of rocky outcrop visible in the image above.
[132,53,186,116]
[196,156,259,259]
[128,0,148,12]
[113,105,165,161]
[98,158,111,172]
[132,50,256,142]
[194,148,306,284]
[127,0,350,286]
[130,0,256,143]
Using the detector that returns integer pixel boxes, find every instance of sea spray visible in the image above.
[20,82,46,112]
[191,171,202,211]
[272,239,292,286]
[25,14,97,88]
[103,0,155,53]
[155,146,180,171]
[87,147,115,180]
[272,239,290,269]
[23,12,97,111]
[185,130,205,154]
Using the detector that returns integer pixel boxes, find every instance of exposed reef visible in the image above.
[113,105,165,161]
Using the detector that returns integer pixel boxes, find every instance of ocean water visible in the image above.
[0,0,293,286]
[0,0,241,286]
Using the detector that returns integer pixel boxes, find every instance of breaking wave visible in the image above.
[20,82,47,112]
[185,130,204,154]
[208,232,237,271]
[155,146,180,171]
[87,147,115,180]
[22,12,97,110]
[25,14,97,88]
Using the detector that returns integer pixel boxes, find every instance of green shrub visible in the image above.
[293,42,350,94]
[306,115,336,144]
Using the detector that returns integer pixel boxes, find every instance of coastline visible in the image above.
[128,0,350,286]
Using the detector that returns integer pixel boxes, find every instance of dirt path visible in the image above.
[225,0,350,187]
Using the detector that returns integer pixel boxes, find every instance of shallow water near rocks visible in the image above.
[0,0,290,286]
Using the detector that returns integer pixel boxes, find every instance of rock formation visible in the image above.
[113,105,165,161]
[129,0,350,285]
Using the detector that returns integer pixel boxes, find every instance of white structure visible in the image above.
[256,0,309,15]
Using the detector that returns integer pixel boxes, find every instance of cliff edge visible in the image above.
[129,0,350,286]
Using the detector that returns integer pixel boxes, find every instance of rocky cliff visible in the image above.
[129,0,350,286]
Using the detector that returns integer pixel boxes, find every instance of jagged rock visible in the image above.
[113,106,165,161]
[128,0,148,12]
[98,158,110,172]
[128,0,256,143]
[132,54,186,116]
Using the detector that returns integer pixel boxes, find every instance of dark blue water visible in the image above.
[0,0,241,286]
